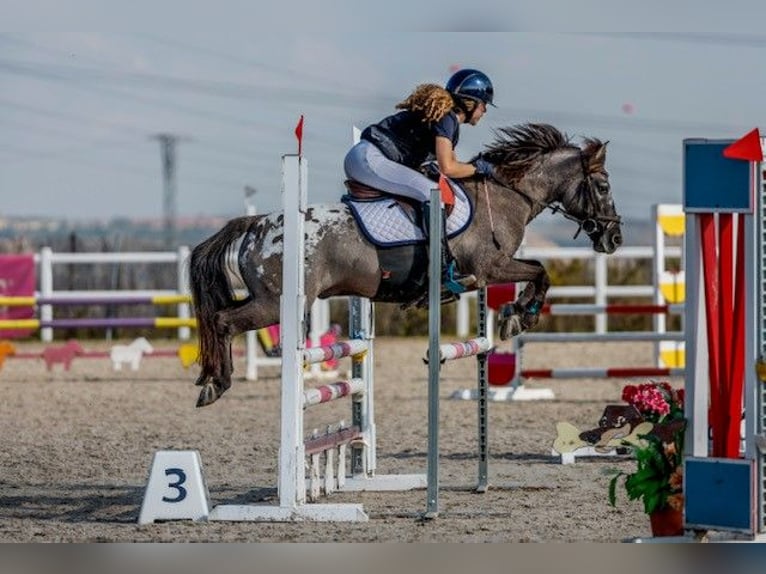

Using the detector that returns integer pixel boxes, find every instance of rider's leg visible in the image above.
[422,202,475,293]
[345,141,475,292]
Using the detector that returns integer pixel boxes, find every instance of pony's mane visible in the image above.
[480,123,585,182]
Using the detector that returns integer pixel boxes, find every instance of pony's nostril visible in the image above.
[612,234,623,247]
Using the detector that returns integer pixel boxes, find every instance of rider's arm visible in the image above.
[435,136,479,179]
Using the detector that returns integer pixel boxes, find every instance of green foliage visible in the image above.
[607,382,686,514]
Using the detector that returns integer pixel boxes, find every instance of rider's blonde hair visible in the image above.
[396,83,476,123]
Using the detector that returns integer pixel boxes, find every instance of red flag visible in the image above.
[723,127,763,162]
[294,115,304,156]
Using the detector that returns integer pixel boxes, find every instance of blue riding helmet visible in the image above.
[445,68,495,107]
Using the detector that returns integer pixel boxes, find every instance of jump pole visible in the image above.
[425,187,492,518]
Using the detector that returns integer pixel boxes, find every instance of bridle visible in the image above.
[553,153,622,240]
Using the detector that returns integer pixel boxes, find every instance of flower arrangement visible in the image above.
[608,381,686,515]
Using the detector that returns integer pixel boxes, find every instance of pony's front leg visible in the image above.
[497,259,550,340]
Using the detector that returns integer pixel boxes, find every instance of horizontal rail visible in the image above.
[304,426,363,456]
[522,367,685,379]
[303,379,365,408]
[439,337,492,361]
[303,340,368,366]
[542,303,684,315]
[0,317,197,329]
[518,331,685,343]
[0,294,192,307]
[36,252,182,264]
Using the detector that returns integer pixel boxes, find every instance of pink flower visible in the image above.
[629,385,670,418]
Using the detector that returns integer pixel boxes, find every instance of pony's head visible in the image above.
[566,137,623,254]
[479,123,623,254]
[133,336,154,353]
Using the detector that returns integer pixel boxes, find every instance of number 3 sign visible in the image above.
[138,450,211,524]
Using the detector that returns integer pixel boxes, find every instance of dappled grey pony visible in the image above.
[189,123,623,407]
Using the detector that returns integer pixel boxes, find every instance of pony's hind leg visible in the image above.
[196,297,278,408]
[194,293,254,389]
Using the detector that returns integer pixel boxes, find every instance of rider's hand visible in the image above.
[472,157,494,178]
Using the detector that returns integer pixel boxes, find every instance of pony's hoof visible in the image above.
[498,315,524,340]
[196,383,221,407]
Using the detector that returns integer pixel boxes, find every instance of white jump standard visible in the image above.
[209,155,426,522]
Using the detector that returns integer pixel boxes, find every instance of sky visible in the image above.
[3,3,766,227]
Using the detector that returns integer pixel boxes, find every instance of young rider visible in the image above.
[344,68,495,293]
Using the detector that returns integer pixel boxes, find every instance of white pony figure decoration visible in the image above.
[110,337,154,371]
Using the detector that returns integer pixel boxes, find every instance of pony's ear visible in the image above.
[588,143,607,170]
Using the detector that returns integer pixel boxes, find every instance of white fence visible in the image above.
[33,246,192,342]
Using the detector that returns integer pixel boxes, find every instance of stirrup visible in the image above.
[442,262,475,295]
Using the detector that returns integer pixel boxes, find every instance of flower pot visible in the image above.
[649,506,684,537]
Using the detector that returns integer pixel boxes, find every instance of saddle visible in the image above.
[344,179,454,218]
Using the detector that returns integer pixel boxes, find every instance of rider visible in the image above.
[344,68,496,293]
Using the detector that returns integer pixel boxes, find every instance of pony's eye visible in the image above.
[597,182,610,194]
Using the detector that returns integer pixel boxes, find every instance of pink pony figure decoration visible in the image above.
[42,339,85,371]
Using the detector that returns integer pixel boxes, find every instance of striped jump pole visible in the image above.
[438,337,491,361]
[303,339,368,366]
[303,379,366,408]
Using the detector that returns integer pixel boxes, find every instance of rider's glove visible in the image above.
[472,157,494,178]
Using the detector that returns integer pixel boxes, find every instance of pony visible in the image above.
[42,339,85,371]
[110,337,154,371]
[189,123,623,407]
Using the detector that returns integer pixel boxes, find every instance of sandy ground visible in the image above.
[0,337,682,542]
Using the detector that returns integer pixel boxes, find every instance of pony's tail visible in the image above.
[189,216,252,374]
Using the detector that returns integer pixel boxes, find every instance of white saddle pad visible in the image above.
[345,181,473,247]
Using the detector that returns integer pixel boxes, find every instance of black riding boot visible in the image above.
[423,202,476,295]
